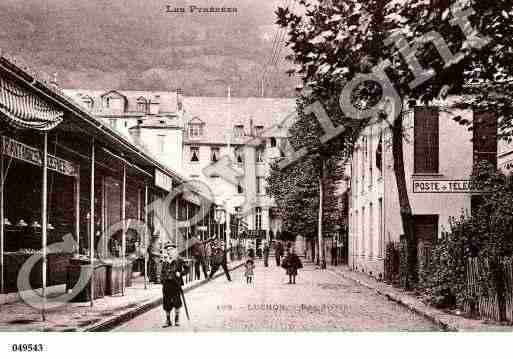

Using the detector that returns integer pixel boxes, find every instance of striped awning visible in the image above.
[0,77,63,131]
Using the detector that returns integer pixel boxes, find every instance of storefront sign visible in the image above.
[182,190,201,206]
[413,179,483,193]
[1,136,78,177]
[501,160,513,174]
[242,229,266,239]
[154,169,173,191]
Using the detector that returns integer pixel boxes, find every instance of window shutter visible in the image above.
[414,107,439,173]
[473,111,497,169]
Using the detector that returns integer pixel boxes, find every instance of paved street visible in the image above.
[115,260,439,331]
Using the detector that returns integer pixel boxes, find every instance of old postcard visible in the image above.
[0,0,512,356]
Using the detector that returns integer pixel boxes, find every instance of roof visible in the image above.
[182,96,297,144]
[63,89,179,115]
[0,55,187,185]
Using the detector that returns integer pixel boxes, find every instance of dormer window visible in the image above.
[234,125,244,137]
[188,117,204,138]
[137,97,148,113]
[101,90,127,112]
[82,95,94,110]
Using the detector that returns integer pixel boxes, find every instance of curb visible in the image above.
[84,262,245,332]
[327,269,458,332]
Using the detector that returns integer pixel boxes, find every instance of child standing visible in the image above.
[282,248,303,284]
[244,259,255,284]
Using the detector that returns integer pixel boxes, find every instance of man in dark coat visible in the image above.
[263,243,270,267]
[190,234,209,280]
[161,244,189,327]
[331,246,338,266]
[275,241,284,266]
[208,237,232,281]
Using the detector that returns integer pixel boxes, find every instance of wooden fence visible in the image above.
[463,257,513,323]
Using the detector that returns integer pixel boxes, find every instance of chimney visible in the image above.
[177,88,183,111]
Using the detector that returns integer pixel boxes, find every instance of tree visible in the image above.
[277,0,513,288]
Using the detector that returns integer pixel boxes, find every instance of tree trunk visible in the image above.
[392,112,417,290]
[318,159,325,268]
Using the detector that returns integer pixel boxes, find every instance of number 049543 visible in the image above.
[10,344,44,352]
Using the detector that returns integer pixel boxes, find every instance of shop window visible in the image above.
[211,147,220,162]
[414,107,439,174]
[190,147,200,162]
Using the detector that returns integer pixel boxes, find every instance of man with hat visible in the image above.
[208,236,232,281]
[161,243,189,327]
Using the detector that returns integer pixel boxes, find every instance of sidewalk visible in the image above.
[328,265,513,332]
[0,259,245,332]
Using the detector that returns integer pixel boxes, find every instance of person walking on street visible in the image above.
[282,247,303,284]
[331,246,338,266]
[263,243,270,267]
[275,241,284,266]
[191,233,209,279]
[161,244,189,327]
[209,237,232,281]
[244,258,255,284]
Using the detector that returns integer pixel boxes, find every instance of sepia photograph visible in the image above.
[0,0,512,356]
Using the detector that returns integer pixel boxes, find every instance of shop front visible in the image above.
[0,55,192,315]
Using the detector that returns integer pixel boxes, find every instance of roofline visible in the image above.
[0,55,187,185]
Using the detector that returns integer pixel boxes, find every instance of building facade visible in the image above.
[347,99,497,280]
[63,89,296,249]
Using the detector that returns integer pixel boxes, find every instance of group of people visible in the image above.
[244,241,303,285]
[160,238,303,328]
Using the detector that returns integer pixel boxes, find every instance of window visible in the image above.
[270,137,277,147]
[188,123,203,138]
[158,135,166,153]
[378,198,384,258]
[254,125,264,136]
[473,111,497,168]
[255,207,262,230]
[234,125,244,137]
[237,182,244,194]
[137,98,148,113]
[234,146,244,163]
[369,130,373,186]
[190,147,200,162]
[82,96,94,110]
[210,147,220,162]
[361,206,365,257]
[414,107,439,173]
[256,177,265,195]
[105,97,110,108]
[256,146,264,163]
[369,202,373,258]
[355,210,359,256]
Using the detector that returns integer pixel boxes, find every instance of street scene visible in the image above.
[1,0,513,347]
[116,260,436,331]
